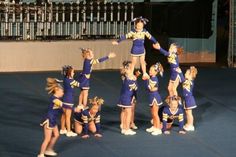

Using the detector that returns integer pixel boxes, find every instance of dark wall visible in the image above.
[135,0,214,38]
[216,0,229,66]
[133,0,214,68]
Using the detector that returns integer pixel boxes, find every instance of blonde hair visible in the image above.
[80,48,91,58]
[120,61,132,76]
[165,95,182,105]
[189,66,198,79]
[151,62,164,76]
[89,96,104,108]
[45,78,62,94]
[171,43,184,55]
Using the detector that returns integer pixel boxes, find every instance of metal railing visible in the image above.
[0,0,135,40]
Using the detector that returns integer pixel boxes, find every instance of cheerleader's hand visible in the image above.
[176,67,182,73]
[94,134,103,138]
[82,134,90,139]
[134,69,141,78]
[179,130,186,134]
[112,41,119,45]
[153,43,160,50]
[108,52,116,58]
[164,131,170,135]
[142,73,150,80]
[74,105,83,112]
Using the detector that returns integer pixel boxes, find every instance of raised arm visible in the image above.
[91,52,116,65]
[144,31,158,44]
[159,48,170,56]
[112,31,134,45]
[153,43,170,57]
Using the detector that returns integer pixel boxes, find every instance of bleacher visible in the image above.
[0,0,138,40]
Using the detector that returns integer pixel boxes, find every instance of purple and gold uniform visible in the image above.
[162,105,184,132]
[117,77,138,108]
[74,109,101,134]
[40,96,63,129]
[117,29,158,57]
[62,77,80,109]
[159,48,184,83]
[183,79,197,109]
[77,56,109,90]
[146,76,162,106]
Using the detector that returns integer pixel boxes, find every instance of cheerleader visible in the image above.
[60,65,80,137]
[130,69,141,130]
[183,66,198,131]
[77,48,116,107]
[120,69,140,131]
[112,16,159,80]
[161,96,186,134]
[38,78,64,157]
[145,63,163,136]
[74,96,104,138]
[118,61,137,135]
[154,43,184,97]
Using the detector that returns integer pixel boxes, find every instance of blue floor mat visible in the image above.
[0,67,236,157]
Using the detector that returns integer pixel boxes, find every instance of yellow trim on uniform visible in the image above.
[149,79,157,89]
[82,115,88,123]
[95,115,100,123]
[53,99,62,109]
[85,74,91,79]
[178,114,184,121]
[91,59,100,65]
[183,80,192,92]
[129,83,137,91]
[167,54,177,65]
[126,31,135,39]
[70,80,80,87]
[144,31,152,39]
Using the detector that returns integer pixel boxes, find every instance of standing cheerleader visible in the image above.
[183,66,198,131]
[118,61,138,135]
[161,96,186,134]
[74,96,104,138]
[38,78,64,157]
[145,63,163,136]
[60,65,80,137]
[154,43,184,96]
[112,16,159,80]
[78,48,116,107]
[130,69,141,130]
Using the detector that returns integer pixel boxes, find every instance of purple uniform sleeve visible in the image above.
[95,112,101,134]
[95,123,101,134]
[178,108,184,131]
[150,36,158,44]
[162,108,168,132]
[98,56,109,63]
[159,48,170,56]
[117,35,127,43]
[82,112,89,135]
